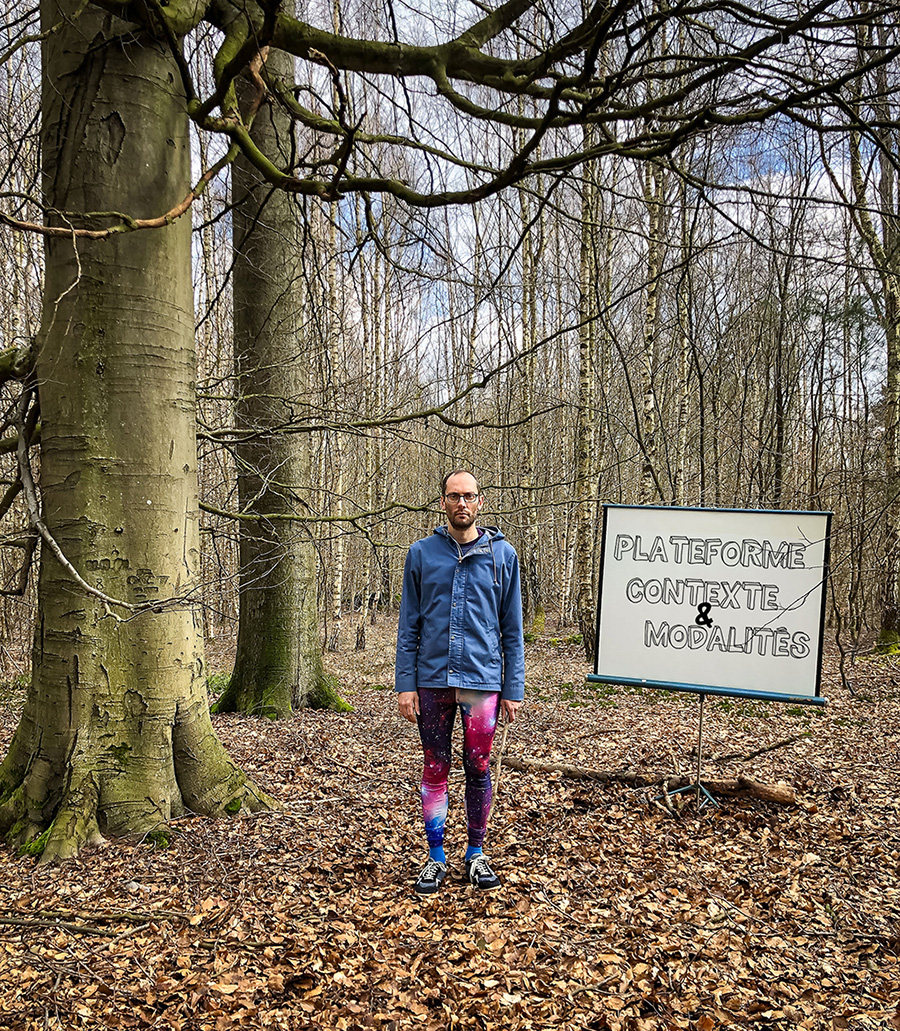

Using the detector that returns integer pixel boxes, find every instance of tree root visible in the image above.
[308,673,353,713]
[212,671,352,717]
[871,629,900,655]
[40,769,106,864]
[1,709,280,862]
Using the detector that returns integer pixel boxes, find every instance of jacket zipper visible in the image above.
[445,529,487,563]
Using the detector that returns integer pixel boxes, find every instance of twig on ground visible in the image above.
[706,733,808,764]
[0,907,193,925]
[494,722,510,796]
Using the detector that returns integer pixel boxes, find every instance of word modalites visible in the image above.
[643,621,811,658]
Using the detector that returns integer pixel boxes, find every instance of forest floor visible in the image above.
[0,616,897,1031]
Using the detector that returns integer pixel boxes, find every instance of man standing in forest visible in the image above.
[396,470,525,895]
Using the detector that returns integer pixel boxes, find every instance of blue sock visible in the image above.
[429,845,446,864]
[465,845,482,862]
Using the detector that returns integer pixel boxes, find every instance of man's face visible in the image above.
[440,473,481,530]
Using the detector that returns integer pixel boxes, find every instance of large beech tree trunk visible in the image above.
[212,51,347,718]
[0,3,272,862]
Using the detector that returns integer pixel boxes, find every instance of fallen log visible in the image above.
[664,775,796,804]
[501,756,797,804]
[500,756,656,786]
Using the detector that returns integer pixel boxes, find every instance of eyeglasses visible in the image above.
[443,492,479,504]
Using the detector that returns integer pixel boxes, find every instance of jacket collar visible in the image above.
[434,524,503,545]
[434,525,501,583]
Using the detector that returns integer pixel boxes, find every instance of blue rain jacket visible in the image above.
[395,525,525,701]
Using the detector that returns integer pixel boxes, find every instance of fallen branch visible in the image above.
[706,733,808,764]
[195,937,291,951]
[665,775,797,804]
[0,906,192,925]
[500,756,657,785]
[0,917,126,937]
[500,756,797,803]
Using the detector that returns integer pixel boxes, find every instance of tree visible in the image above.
[0,2,272,862]
[211,48,347,717]
[829,17,900,652]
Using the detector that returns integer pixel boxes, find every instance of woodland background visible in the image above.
[2,2,900,669]
[0,1,898,1026]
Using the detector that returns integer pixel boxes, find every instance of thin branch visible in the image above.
[0,145,238,239]
[707,734,810,765]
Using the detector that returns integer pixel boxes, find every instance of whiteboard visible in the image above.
[592,506,831,704]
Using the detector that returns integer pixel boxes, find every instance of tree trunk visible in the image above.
[673,181,692,506]
[0,4,273,862]
[517,183,543,632]
[844,25,900,651]
[639,160,663,504]
[574,144,598,660]
[877,289,900,650]
[325,437,345,653]
[212,51,347,716]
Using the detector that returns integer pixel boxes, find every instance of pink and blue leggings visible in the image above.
[417,687,500,849]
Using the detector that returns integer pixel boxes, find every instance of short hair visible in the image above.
[440,469,479,495]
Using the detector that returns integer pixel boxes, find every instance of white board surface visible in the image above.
[594,506,830,701]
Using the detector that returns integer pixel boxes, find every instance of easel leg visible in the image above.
[696,692,705,810]
[652,690,719,812]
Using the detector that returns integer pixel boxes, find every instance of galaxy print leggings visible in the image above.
[417,687,501,849]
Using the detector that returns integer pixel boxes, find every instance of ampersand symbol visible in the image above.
[695,602,714,627]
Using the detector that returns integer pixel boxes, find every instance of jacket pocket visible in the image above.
[480,627,501,677]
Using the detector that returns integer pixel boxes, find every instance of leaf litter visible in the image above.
[0,617,897,1030]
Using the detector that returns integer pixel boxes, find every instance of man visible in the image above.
[396,469,525,895]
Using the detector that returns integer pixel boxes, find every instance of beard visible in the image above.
[447,507,476,529]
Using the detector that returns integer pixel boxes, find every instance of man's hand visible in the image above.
[501,699,521,724]
[398,690,420,723]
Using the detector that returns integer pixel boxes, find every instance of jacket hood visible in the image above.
[433,524,505,542]
[435,524,504,584]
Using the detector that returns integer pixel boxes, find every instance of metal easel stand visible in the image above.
[656,692,719,812]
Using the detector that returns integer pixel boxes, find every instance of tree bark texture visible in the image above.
[212,52,347,716]
[639,160,663,505]
[845,24,900,651]
[0,3,272,861]
[574,144,598,660]
[517,183,543,631]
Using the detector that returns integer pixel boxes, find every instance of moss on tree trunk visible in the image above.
[0,3,274,862]
[210,47,348,719]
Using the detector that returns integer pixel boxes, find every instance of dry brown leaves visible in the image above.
[0,618,897,1031]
